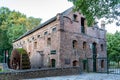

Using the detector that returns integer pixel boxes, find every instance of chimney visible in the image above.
[56,13,61,20]
[101,21,105,30]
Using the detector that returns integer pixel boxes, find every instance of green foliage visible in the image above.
[0,7,41,49]
[26,17,42,30]
[7,24,27,44]
[69,0,120,26]
[107,31,120,62]
[16,48,27,55]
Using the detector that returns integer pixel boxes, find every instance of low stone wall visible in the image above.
[0,67,81,80]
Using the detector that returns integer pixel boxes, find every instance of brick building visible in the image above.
[13,7,107,72]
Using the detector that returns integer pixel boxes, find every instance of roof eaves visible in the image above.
[14,7,74,43]
[14,16,56,42]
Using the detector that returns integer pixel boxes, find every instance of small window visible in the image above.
[73,40,78,49]
[47,38,51,46]
[23,41,25,44]
[51,50,56,54]
[73,14,77,21]
[20,42,22,45]
[81,17,85,33]
[32,37,34,40]
[37,35,40,38]
[101,44,104,51]
[44,31,48,35]
[52,27,56,32]
[27,39,29,42]
[101,60,104,68]
[34,42,37,49]
[83,42,87,49]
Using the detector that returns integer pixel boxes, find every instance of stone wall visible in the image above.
[0,67,81,80]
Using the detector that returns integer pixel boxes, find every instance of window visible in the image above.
[44,31,48,35]
[52,27,56,32]
[81,17,85,33]
[37,35,40,38]
[83,42,87,49]
[23,41,25,44]
[51,50,56,54]
[51,59,56,67]
[47,38,51,46]
[65,58,70,64]
[73,60,78,66]
[101,44,104,51]
[32,37,34,40]
[34,42,37,49]
[73,14,77,21]
[73,40,78,49]
[101,60,104,68]
[27,39,31,43]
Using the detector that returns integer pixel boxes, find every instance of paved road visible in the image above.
[25,73,120,80]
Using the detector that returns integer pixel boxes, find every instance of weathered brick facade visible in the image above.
[13,7,107,72]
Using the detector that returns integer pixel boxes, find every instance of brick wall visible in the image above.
[0,67,81,80]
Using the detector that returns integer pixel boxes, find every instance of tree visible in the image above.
[69,0,120,26]
[107,31,120,63]
[0,7,42,49]
[26,17,42,31]
[7,24,27,45]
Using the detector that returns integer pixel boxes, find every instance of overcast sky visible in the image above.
[0,0,120,33]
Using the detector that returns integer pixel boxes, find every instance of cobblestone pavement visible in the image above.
[26,73,120,80]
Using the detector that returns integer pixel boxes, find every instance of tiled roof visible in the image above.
[14,7,73,42]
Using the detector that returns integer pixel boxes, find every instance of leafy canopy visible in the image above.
[0,7,42,49]
[69,0,120,26]
[107,31,120,62]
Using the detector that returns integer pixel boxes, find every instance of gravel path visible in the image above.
[26,73,120,80]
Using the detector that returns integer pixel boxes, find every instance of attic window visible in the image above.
[37,35,40,38]
[27,39,31,43]
[44,31,48,35]
[23,41,25,44]
[52,27,56,32]
[73,14,77,21]
[32,37,34,40]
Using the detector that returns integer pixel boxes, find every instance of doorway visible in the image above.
[51,59,56,67]
[92,42,97,72]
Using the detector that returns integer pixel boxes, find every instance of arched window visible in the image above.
[51,59,56,67]
[72,40,78,49]
[44,31,48,35]
[73,14,77,21]
[101,60,104,68]
[73,60,78,66]
[81,17,85,33]
[83,41,87,49]
[47,38,51,46]
[52,27,56,32]
[37,35,40,38]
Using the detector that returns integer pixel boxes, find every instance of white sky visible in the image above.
[0,0,120,33]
